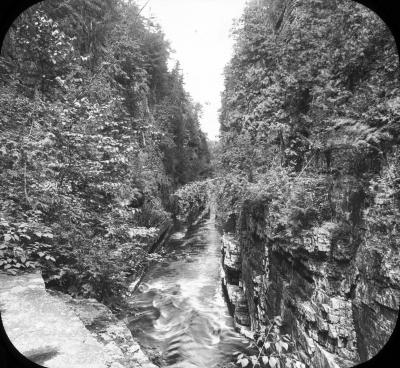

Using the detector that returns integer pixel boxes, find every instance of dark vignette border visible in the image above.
[0,0,399,367]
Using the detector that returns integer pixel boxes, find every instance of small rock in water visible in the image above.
[171,231,185,240]
[110,362,125,368]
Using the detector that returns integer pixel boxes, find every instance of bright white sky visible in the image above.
[136,0,248,140]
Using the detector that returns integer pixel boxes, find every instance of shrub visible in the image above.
[0,210,55,275]
[234,316,307,368]
[173,179,211,223]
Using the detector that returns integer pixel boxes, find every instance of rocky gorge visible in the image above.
[213,0,400,367]
[2,0,400,367]
[217,181,400,368]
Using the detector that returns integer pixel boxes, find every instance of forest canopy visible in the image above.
[216,0,400,240]
[0,0,211,303]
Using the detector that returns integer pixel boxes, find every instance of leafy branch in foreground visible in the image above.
[234,316,307,368]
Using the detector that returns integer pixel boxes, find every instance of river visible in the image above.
[125,216,249,368]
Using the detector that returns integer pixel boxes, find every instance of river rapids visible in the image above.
[125,217,249,368]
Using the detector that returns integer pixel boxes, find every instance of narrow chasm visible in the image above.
[125,214,249,367]
[1,1,400,368]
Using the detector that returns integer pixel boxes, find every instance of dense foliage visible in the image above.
[0,0,210,306]
[216,0,400,243]
[214,2,400,366]
[172,179,212,223]
[234,316,306,368]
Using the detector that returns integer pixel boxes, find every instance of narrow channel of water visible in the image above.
[125,217,248,367]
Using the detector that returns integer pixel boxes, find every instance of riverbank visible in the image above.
[42,218,175,314]
[0,271,157,368]
[1,218,177,368]
[0,203,243,368]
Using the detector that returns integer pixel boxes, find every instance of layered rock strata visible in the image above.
[218,194,400,368]
[221,233,251,336]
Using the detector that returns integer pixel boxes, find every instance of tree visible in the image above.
[0,0,210,304]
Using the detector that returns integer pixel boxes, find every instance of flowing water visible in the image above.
[126,217,249,368]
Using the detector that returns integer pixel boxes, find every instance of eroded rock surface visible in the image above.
[217,193,400,368]
[221,233,251,332]
[0,272,156,368]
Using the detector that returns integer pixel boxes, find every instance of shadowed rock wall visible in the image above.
[218,1,400,367]
[218,179,400,368]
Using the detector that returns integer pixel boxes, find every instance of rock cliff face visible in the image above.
[218,180,400,368]
[217,0,400,367]
[221,233,251,331]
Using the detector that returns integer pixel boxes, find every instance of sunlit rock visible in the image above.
[0,272,157,368]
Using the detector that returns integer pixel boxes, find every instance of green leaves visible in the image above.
[173,180,211,222]
[269,357,278,368]
[237,355,250,367]
[261,356,269,365]
[273,316,282,326]
[0,213,55,273]
[232,315,307,368]
[220,0,399,185]
[1,0,210,316]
